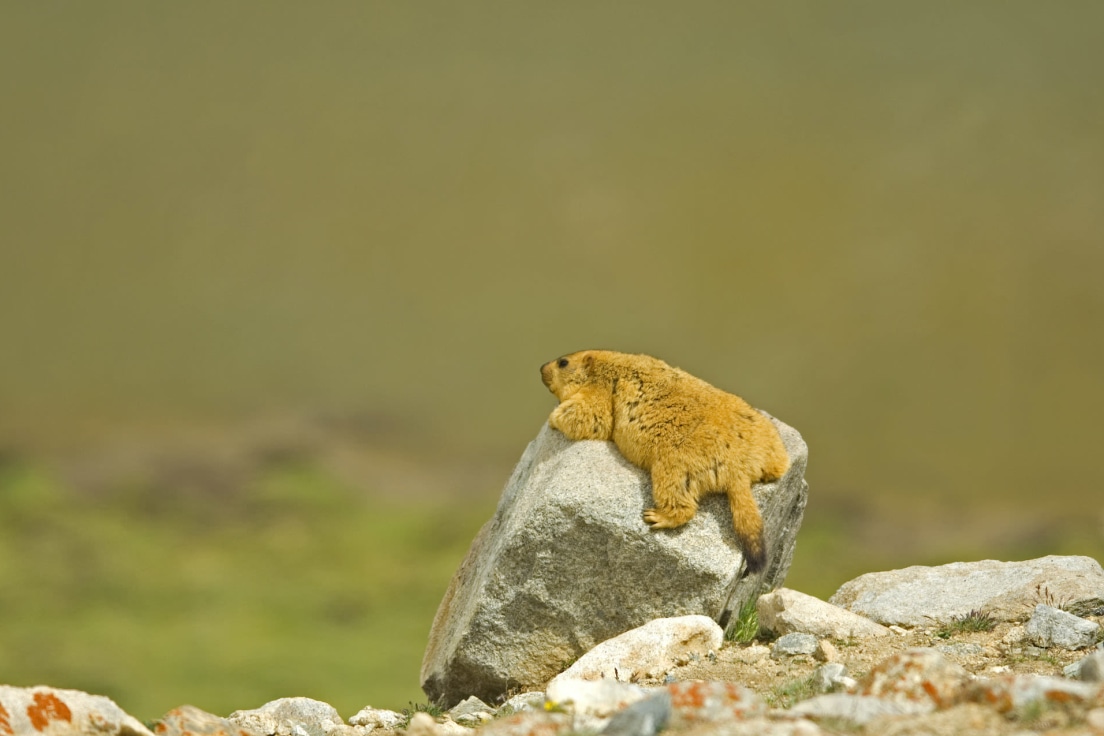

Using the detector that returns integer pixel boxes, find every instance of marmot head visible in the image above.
[540,351,597,401]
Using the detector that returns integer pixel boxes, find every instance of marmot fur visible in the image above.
[540,350,789,573]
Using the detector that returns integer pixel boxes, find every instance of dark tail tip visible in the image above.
[743,533,768,575]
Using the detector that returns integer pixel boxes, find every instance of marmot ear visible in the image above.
[581,353,595,369]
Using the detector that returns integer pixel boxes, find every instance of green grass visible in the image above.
[933,609,997,639]
[766,676,816,709]
[726,594,761,644]
[398,701,446,729]
[0,460,494,722]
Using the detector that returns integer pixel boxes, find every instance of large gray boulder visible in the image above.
[420,416,808,707]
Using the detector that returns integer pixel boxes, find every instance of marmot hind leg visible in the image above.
[643,461,698,529]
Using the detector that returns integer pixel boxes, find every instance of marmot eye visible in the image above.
[557,358,569,368]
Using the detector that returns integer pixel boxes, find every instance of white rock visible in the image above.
[771,633,818,658]
[696,719,825,735]
[229,697,344,736]
[549,615,722,685]
[421,418,809,706]
[757,588,890,639]
[829,556,1104,626]
[446,695,494,725]
[435,720,468,736]
[404,713,438,736]
[811,663,850,693]
[1025,603,1101,650]
[936,642,984,657]
[789,694,932,724]
[1075,650,1104,682]
[544,678,650,718]
[666,681,767,724]
[476,712,574,736]
[1088,708,1104,731]
[862,648,970,707]
[348,707,404,731]
[0,685,154,736]
[974,674,1102,711]
[498,692,545,714]
[733,644,771,664]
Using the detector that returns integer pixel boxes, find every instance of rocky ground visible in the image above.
[671,619,1092,703]
[2,590,1101,736]
[665,617,1104,733]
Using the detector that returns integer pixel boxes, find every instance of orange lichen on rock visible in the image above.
[27,692,73,731]
[0,702,14,736]
[667,680,765,723]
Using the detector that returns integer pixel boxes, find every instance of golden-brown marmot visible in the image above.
[540,350,789,573]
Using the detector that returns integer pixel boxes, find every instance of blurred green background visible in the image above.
[2,0,1102,723]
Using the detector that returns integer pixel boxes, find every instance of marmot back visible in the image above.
[540,349,789,573]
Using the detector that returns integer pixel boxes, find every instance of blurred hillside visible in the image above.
[1,0,1102,723]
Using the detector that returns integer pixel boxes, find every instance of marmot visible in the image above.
[540,350,789,573]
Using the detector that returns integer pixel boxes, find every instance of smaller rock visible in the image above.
[447,696,494,726]
[860,648,970,708]
[348,707,404,732]
[666,681,766,726]
[497,692,545,715]
[0,686,155,736]
[1088,708,1104,731]
[155,705,259,736]
[771,633,818,658]
[935,643,984,657]
[545,678,649,718]
[1025,603,1101,650]
[732,644,771,664]
[828,556,1104,626]
[229,698,344,736]
[404,713,438,736]
[789,694,931,725]
[550,615,723,685]
[1071,650,1104,682]
[600,691,671,736]
[476,712,574,736]
[814,640,838,663]
[966,674,1102,713]
[811,664,853,694]
[757,588,890,639]
[434,720,468,736]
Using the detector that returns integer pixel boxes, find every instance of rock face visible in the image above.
[548,615,722,685]
[421,416,808,707]
[0,685,154,736]
[828,555,1104,626]
[154,706,261,736]
[757,588,890,639]
[1025,603,1102,650]
[227,698,345,736]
